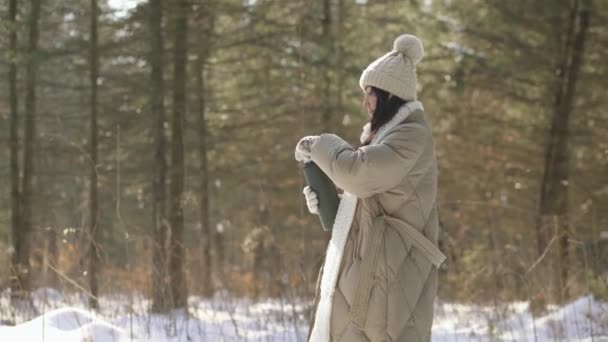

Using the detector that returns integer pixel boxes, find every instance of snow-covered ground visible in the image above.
[0,288,607,341]
[433,297,608,341]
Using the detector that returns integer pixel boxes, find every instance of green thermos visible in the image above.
[303,161,340,232]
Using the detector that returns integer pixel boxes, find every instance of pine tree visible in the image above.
[168,0,189,309]
[149,0,169,313]
[88,0,101,310]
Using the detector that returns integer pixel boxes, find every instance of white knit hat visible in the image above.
[359,34,424,101]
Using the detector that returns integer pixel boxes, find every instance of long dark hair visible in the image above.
[362,86,406,146]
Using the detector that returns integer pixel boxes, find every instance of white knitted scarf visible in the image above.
[309,101,423,342]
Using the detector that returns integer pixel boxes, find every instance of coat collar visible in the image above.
[359,100,424,145]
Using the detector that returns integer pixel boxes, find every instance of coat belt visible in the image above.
[350,207,446,329]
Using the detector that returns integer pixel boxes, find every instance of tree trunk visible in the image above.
[195,58,213,297]
[334,0,346,139]
[46,224,58,288]
[169,0,189,309]
[195,4,215,298]
[321,0,333,131]
[536,0,591,303]
[149,0,169,313]
[335,0,344,116]
[16,0,42,300]
[8,0,22,300]
[215,228,224,278]
[88,0,101,310]
[536,2,577,258]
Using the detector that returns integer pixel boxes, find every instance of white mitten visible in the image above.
[302,186,319,214]
[294,135,319,162]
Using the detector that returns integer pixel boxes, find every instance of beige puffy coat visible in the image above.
[308,101,444,342]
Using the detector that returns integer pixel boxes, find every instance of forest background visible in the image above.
[0,0,607,317]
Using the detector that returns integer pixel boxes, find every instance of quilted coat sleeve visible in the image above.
[310,123,428,199]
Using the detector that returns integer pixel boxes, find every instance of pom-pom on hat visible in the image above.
[359,34,424,101]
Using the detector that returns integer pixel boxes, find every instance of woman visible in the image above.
[294,34,445,342]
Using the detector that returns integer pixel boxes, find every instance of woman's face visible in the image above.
[362,86,377,118]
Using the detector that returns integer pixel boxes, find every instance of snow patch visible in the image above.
[1,289,607,341]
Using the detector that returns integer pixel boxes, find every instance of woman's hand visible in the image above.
[294,135,319,162]
[302,186,319,214]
